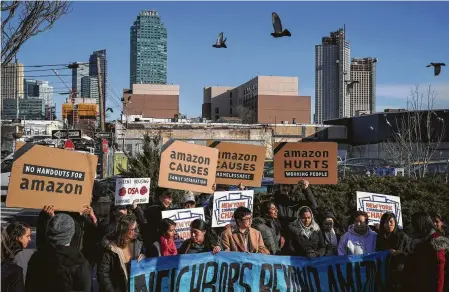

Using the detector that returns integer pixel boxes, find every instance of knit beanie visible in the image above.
[47,213,75,246]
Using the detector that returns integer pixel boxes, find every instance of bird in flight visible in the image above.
[345,80,359,95]
[212,32,227,48]
[426,63,445,76]
[271,12,291,38]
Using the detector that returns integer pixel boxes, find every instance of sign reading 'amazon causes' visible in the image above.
[6,144,97,212]
[158,140,219,193]
[207,141,266,187]
[274,142,338,185]
[114,178,151,206]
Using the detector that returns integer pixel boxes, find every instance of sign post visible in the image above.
[52,129,82,139]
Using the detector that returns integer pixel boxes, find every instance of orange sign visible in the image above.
[274,142,338,185]
[158,140,218,193]
[207,141,266,187]
[6,144,97,212]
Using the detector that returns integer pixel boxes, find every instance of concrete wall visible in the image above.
[258,95,311,124]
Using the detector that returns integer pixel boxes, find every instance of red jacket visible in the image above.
[404,232,449,292]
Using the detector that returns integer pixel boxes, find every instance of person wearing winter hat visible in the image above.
[25,213,92,292]
[180,191,196,209]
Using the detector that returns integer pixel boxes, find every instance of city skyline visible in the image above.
[12,1,449,121]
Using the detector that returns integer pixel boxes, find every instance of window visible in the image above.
[215,108,219,114]
[230,108,233,115]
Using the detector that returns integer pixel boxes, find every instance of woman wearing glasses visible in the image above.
[221,207,270,254]
[98,214,145,292]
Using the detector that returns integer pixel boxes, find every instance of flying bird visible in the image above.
[271,12,291,38]
[212,32,227,48]
[345,80,359,95]
[426,63,445,76]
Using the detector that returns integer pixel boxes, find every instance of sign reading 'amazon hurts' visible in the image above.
[158,140,219,193]
[207,141,266,187]
[274,142,338,185]
[6,144,97,212]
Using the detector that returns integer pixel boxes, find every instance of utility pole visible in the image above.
[97,56,105,131]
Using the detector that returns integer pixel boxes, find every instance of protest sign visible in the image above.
[274,142,338,185]
[114,177,150,206]
[6,144,97,212]
[15,141,25,151]
[212,190,254,228]
[162,207,205,248]
[158,140,218,193]
[207,140,266,187]
[356,191,403,227]
[130,251,390,292]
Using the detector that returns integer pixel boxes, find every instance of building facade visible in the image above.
[89,50,107,102]
[71,63,89,98]
[81,76,99,102]
[123,84,179,119]
[315,28,351,124]
[130,10,167,86]
[202,76,311,124]
[350,57,377,116]
[1,61,24,113]
[2,97,45,120]
[23,79,53,106]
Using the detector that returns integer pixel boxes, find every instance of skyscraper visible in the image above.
[1,61,24,100]
[89,49,107,101]
[350,57,378,116]
[130,10,167,87]
[72,63,89,98]
[315,28,351,124]
[81,76,99,103]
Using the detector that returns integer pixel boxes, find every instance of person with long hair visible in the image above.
[6,222,34,282]
[404,212,449,292]
[179,219,221,254]
[376,212,409,291]
[287,206,325,257]
[252,201,284,255]
[1,227,24,292]
[98,214,145,292]
[338,211,377,255]
[147,218,178,257]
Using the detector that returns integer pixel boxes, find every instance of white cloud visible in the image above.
[377,82,449,101]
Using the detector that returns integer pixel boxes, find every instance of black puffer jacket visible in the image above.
[252,217,282,255]
[1,260,24,292]
[25,245,91,292]
[97,233,144,292]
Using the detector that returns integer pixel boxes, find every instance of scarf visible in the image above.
[325,229,338,246]
[160,236,178,256]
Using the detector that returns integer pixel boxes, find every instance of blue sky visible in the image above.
[15,1,449,120]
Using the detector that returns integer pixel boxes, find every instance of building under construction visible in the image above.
[62,98,98,136]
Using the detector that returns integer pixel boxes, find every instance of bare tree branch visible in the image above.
[235,104,256,124]
[1,1,72,65]
[383,84,445,179]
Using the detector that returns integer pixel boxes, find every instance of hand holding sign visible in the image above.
[43,205,55,217]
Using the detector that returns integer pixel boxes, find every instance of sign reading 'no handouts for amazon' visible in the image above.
[158,140,219,193]
[274,142,338,185]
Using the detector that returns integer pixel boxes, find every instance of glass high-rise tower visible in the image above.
[130,10,167,87]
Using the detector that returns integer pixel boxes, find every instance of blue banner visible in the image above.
[131,251,390,292]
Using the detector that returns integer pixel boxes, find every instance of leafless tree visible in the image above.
[235,104,257,124]
[383,85,446,179]
[1,1,72,64]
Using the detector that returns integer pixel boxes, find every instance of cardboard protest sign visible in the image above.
[273,142,338,185]
[207,141,266,187]
[15,141,25,151]
[162,207,205,248]
[356,191,403,227]
[115,178,150,206]
[6,144,97,212]
[212,190,254,228]
[158,140,218,193]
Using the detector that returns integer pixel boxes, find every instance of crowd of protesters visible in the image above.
[1,180,449,292]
